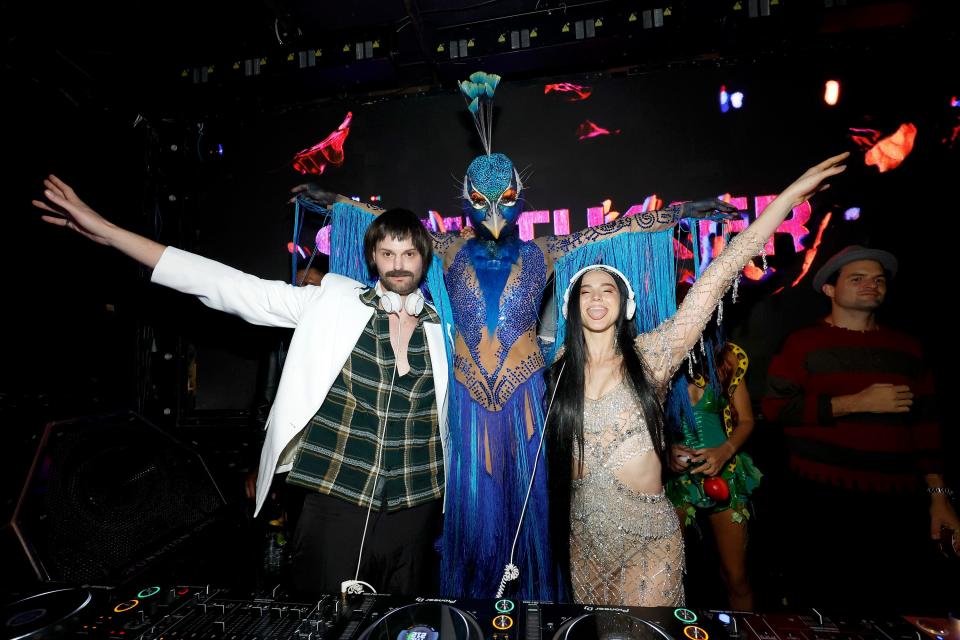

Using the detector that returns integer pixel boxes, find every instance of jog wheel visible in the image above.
[3,588,92,640]
[357,603,484,640]
[554,612,672,640]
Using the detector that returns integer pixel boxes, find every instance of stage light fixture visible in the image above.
[719,85,744,112]
[824,80,840,106]
[642,9,665,28]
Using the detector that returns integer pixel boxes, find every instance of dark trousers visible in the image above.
[291,492,441,600]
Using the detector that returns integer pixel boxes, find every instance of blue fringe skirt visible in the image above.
[439,372,561,600]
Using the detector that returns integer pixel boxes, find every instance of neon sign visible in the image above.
[311,194,822,278]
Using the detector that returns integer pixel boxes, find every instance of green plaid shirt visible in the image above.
[287,287,444,511]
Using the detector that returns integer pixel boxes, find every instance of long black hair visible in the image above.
[545,267,667,588]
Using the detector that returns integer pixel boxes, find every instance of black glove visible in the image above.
[289,183,339,206]
[678,198,740,220]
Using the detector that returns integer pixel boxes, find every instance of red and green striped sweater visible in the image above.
[763,321,942,493]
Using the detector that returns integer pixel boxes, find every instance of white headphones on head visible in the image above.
[561,264,636,320]
[375,281,425,316]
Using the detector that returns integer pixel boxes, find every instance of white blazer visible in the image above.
[151,247,450,516]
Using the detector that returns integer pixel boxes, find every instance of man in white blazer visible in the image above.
[34,175,450,598]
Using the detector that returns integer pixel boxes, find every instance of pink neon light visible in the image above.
[309,195,818,262]
[696,220,718,267]
[586,204,605,227]
[576,120,620,140]
[689,195,750,269]
[754,195,811,254]
[316,226,331,254]
[440,216,465,232]
[779,201,812,252]
[723,196,750,235]
[790,211,832,288]
[864,123,917,173]
[552,209,571,236]
[951,96,960,108]
[754,195,778,255]
[429,210,447,233]
[518,210,551,241]
[292,112,353,176]
[544,83,593,101]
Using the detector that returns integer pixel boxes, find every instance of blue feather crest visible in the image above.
[460,70,500,155]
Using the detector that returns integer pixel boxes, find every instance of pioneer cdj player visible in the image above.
[2,583,735,640]
[4,581,940,640]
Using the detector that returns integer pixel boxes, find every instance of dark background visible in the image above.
[1,0,957,609]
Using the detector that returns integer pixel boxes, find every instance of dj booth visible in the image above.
[4,582,955,640]
[2,413,956,640]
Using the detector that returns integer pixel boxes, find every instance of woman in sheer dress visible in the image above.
[545,152,849,606]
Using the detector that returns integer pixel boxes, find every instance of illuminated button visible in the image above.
[495,600,515,613]
[674,609,698,623]
[718,613,732,625]
[137,586,161,599]
[684,626,708,640]
[114,600,139,613]
[492,615,514,631]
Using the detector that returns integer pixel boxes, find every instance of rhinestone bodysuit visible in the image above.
[570,381,684,606]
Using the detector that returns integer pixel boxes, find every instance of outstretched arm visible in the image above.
[291,182,462,261]
[33,175,166,268]
[289,183,385,216]
[637,153,850,390]
[545,199,738,262]
[35,175,321,328]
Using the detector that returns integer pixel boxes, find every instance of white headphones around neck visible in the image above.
[561,264,636,321]
[375,281,425,316]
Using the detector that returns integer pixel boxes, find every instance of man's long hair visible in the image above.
[545,268,666,589]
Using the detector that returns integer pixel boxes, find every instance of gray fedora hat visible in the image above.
[812,245,897,292]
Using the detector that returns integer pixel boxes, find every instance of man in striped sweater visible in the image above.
[764,245,958,611]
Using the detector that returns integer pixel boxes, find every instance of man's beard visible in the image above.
[380,270,420,295]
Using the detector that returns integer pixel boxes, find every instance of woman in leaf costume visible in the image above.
[665,312,762,610]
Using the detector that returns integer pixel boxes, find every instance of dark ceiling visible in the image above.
[3,0,956,119]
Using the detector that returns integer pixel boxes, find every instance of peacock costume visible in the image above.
[298,73,698,599]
